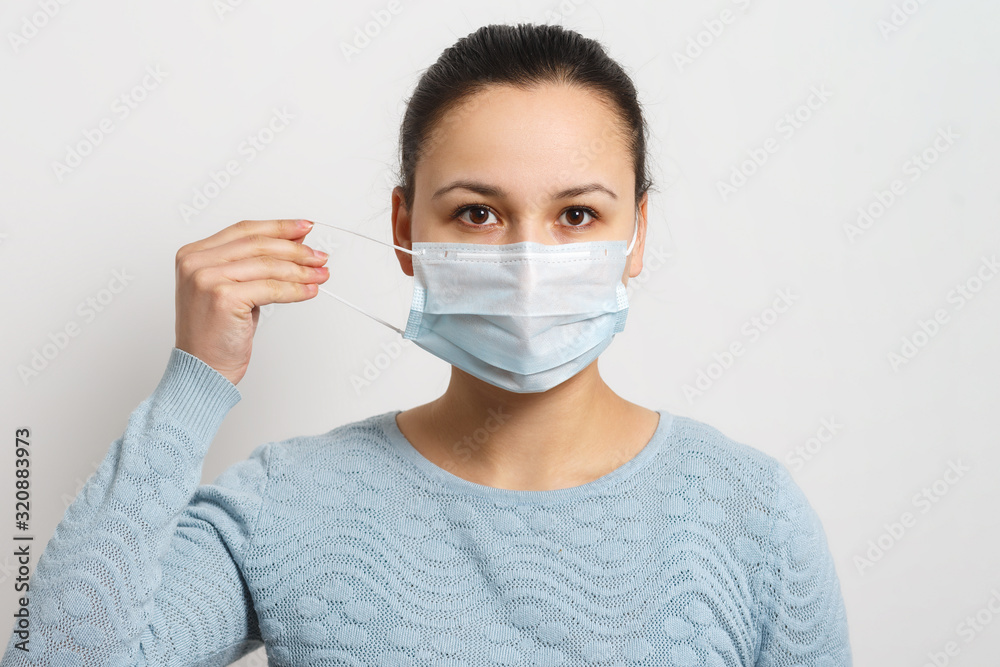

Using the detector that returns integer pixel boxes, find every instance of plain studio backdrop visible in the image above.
[1,0,998,664]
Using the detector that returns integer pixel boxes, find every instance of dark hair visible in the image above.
[396,23,653,215]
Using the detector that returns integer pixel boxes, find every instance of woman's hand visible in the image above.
[174,218,329,386]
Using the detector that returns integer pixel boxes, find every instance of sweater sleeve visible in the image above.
[756,462,853,666]
[0,347,270,666]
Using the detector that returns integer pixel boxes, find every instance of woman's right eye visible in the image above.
[452,204,498,226]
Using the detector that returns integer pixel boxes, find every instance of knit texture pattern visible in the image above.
[1,348,852,666]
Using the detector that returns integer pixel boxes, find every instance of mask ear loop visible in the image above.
[310,220,421,256]
[306,221,423,336]
[624,213,639,256]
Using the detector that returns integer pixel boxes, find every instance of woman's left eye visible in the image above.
[559,207,598,227]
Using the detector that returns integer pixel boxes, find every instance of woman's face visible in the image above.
[391,81,647,283]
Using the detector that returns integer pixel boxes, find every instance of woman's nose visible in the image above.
[506,221,557,245]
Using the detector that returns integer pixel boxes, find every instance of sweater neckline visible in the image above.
[379,408,674,504]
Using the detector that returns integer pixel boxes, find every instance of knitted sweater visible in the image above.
[1,348,852,666]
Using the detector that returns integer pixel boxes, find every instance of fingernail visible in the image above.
[299,219,314,229]
[313,248,328,259]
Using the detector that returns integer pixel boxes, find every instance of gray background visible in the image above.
[1,0,998,664]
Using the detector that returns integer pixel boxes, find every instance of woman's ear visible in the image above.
[628,192,649,279]
[391,186,414,277]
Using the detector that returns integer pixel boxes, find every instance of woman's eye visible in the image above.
[560,207,597,227]
[452,205,598,228]
[455,205,497,226]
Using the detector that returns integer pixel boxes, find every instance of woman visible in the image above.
[2,23,852,667]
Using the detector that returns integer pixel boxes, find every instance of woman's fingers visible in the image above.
[174,218,331,386]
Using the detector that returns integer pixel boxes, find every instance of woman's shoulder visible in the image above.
[653,412,838,578]
[656,411,799,511]
[257,409,399,473]
[663,412,783,474]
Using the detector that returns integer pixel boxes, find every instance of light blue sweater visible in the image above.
[1,348,852,666]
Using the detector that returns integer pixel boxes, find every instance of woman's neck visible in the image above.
[395,362,660,491]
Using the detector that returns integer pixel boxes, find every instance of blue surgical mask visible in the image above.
[313,216,639,393]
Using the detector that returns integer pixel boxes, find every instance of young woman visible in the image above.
[2,23,852,667]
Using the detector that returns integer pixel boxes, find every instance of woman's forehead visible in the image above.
[435,83,625,151]
[417,83,632,200]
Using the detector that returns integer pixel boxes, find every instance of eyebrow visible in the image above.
[431,179,618,201]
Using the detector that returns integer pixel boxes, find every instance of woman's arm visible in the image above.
[0,348,269,666]
[756,462,853,666]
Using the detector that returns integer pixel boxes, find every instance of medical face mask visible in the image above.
[312,216,638,393]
